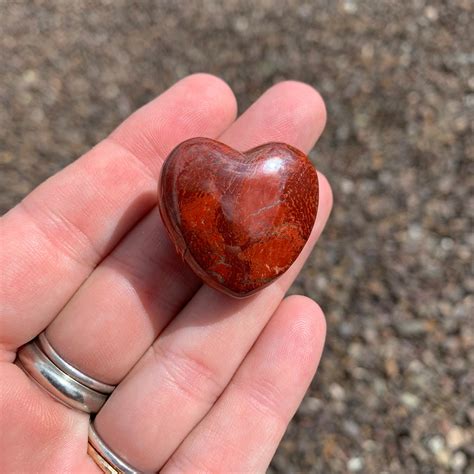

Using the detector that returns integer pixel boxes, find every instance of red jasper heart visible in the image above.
[158,137,319,297]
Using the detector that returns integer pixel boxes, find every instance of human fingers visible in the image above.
[92,82,330,471]
[94,172,331,471]
[163,295,326,473]
[43,81,327,386]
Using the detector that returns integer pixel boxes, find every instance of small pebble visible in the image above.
[299,396,323,415]
[446,427,466,450]
[401,392,421,409]
[347,457,364,472]
[450,451,467,471]
[428,435,445,454]
[424,6,439,21]
[329,383,345,401]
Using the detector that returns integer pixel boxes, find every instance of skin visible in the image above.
[0,74,332,473]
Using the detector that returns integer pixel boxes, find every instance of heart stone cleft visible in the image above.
[158,137,319,298]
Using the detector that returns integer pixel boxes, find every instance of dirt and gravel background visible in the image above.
[1,1,473,472]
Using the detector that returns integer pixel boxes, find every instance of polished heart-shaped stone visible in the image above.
[158,137,319,297]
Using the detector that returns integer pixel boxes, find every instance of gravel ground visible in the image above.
[1,1,473,472]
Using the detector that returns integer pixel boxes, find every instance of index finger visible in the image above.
[0,74,237,355]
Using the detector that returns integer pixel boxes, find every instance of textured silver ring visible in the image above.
[38,332,115,394]
[16,340,108,413]
[89,422,144,474]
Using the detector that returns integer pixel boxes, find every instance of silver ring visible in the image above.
[16,340,108,413]
[89,422,144,474]
[38,332,115,394]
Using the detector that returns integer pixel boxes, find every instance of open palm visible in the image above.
[1,74,331,472]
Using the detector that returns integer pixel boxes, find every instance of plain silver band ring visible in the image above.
[16,340,108,413]
[89,422,145,474]
[38,332,115,394]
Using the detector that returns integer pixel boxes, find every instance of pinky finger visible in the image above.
[162,295,326,473]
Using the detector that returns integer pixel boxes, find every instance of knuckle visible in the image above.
[152,343,224,406]
[19,198,100,269]
[232,375,287,427]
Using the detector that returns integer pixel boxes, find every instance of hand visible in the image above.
[1,74,332,472]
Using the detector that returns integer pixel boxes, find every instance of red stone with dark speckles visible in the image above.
[158,137,319,297]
